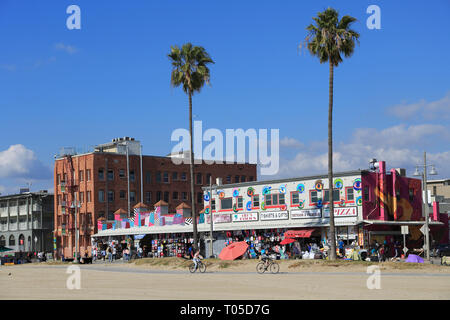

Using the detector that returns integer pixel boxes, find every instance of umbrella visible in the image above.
[405,254,424,263]
[280,238,295,245]
[0,246,13,252]
[219,241,249,260]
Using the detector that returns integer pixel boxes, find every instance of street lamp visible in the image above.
[413,151,438,261]
[71,200,81,262]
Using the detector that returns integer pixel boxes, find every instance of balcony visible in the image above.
[19,222,28,230]
[9,223,18,231]
[19,205,28,215]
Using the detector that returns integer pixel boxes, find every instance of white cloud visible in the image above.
[0,145,52,180]
[387,92,450,120]
[280,137,304,149]
[267,124,450,180]
[54,42,78,55]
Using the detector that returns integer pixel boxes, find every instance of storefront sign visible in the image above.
[323,206,357,218]
[206,213,232,224]
[260,211,288,221]
[232,212,258,222]
[290,208,321,219]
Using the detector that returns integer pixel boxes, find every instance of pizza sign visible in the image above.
[323,207,357,218]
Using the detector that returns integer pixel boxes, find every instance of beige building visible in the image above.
[427,179,450,199]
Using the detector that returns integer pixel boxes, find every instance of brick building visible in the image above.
[53,137,257,259]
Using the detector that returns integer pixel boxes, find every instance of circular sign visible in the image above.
[262,186,271,195]
[279,186,286,194]
[334,178,343,189]
[247,187,255,197]
[353,178,362,191]
[297,183,305,193]
[218,191,225,199]
[203,193,210,202]
[356,196,362,206]
[316,199,323,208]
[299,200,305,209]
[233,204,239,213]
[246,201,252,211]
[339,199,346,207]
[261,202,266,210]
[315,182,323,192]
[233,189,240,197]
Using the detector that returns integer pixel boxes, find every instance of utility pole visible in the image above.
[423,151,430,262]
[209,176,214,258]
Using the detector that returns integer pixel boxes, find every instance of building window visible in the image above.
[432,186,437,195]
[86,169,91,181]
[87,191,91,203]
[156,172,161,183]
[172,192,178,200]
[211,199,216,211]
[108,191,114,203]
[145,192,152,203]
[172,172,178,181]
[57,174,61,185]
[99,190,105,203]
[181,172,187,181]
[63,173,67,182]
[206,173,211,184]
[120,190,126,199]
[130,170,135,182]
[310,191,318,203]
[253,195,260,208]
[164,192,169,203]
[107,169,114,181]
[156,191,162,201]
[98,168,104,180]
[196,173,202,185]
[249,176,254,182]
[346,188,354,202]
[130,191,136,202]
[241,176,246,182]
[291,192,299,205]
[364,186,370,201]
[182,192,188,201]
[226,175,231,183]
[98,211,105,219]
[163,172,169,183]
[237,196,243,208]
[221,198,233,210]
[146,171,151,184]
[119,169,126,179]
[79,171,84,182]
[234,175,239,183]
[197,192,203,204]
[0,235,5,247]
[9,235,15,246]
[409,189,414,202]
[79,192,84,204]
[108,211,114,221]
[324,189,340,203]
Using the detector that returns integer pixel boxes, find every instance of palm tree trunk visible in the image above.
[189,91,198,251]
[328,60,337,260]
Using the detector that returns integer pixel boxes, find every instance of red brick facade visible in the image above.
[53,152,257,258]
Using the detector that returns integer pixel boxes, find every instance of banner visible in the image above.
[290,208,321,219]
[323,206,357,218]
[260,211,288,221]
[232,212,258,222]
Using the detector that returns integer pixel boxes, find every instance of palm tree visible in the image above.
[168,43,214,251]
[302,8,359,260]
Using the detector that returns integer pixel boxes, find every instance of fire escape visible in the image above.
[60,155,78,246]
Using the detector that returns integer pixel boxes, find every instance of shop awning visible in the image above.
[285,229,315,238]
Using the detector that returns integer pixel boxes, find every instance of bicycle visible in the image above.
[189,258,206,273]
[256,257,279,274]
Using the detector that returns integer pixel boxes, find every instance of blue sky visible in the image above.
[0,0,449,194]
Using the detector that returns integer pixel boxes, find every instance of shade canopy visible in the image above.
[280,238,295,245]
[405,254,424,263]
[284,229,315,238]
[219,241,249,261]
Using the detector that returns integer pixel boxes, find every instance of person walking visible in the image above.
[107,247,112,263]
[112,245,117,262]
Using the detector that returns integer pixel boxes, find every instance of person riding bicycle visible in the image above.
[193,249,201,270]
[260,249,271,266]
